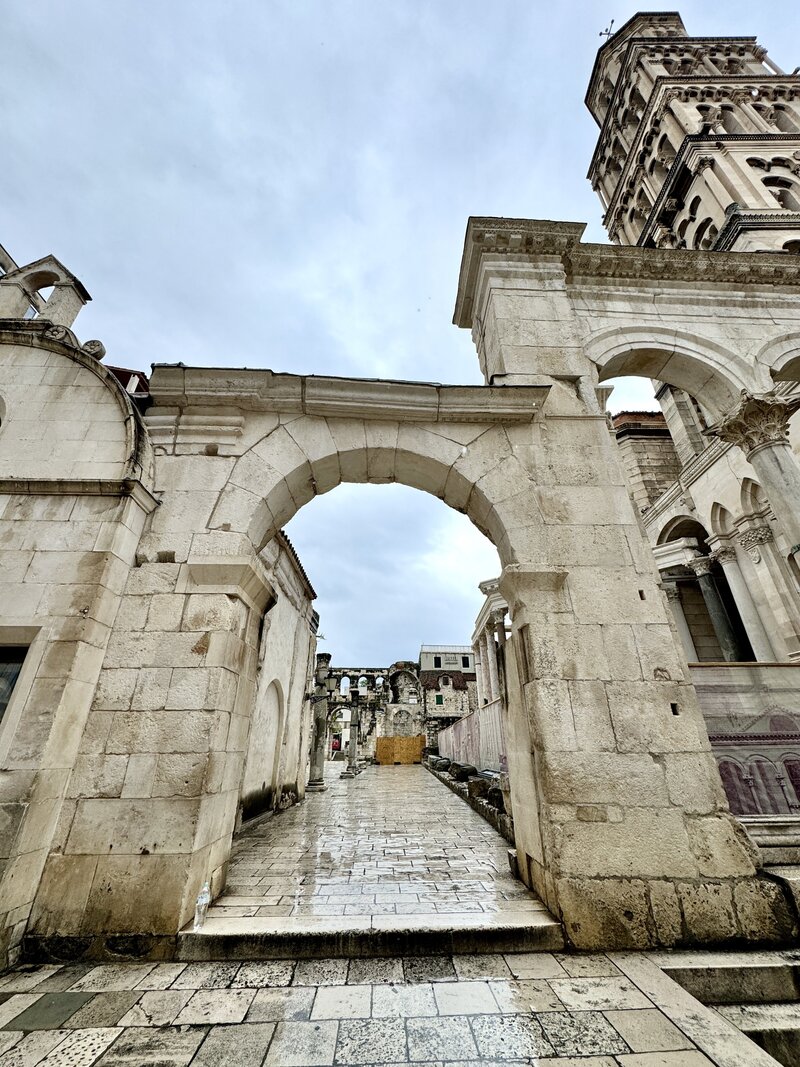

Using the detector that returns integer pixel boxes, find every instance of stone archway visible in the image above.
[241,678,285,820]
[585,325,762,420]
[27,360,795,956]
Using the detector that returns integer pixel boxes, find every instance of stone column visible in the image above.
[492,608,508,707]
[484,627,500,703]
[708,392,800,561]
[341,702,360,779]
[738,523,800,659]
[710,546,776,662]
[473,642,487,707]
[663,583,698,662]
[687,555,744,662]
[307,652,332,792]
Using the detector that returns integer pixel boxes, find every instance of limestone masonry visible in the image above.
[3,10,800,969]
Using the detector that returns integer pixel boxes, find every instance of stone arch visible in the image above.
[209,417,535,567]
[241,678,286,819]
[585,326,766,418]
[0,336,153,484]
[760,331,800,383]
[655,514,707,546]
[710,502,735,537]
[740,477,769,517]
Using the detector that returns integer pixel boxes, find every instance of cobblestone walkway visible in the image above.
[209,765,546,924]
[0,951,759,1065]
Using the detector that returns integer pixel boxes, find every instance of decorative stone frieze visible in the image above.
[739,524,775,564]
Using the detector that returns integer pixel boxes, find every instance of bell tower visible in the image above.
[587,11,800,251]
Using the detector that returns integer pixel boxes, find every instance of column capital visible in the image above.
[663,584,681,601]
[687,554,714,577]
[738,524,774,563]
[710,545,738,566]
[707,391,800,457]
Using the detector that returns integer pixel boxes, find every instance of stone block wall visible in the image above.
[613,414,683,512]
[0,336,156,965]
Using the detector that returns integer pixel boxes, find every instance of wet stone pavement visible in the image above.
[209,765,545,924]
[0,766,777,1064]
[0,951,743,1065]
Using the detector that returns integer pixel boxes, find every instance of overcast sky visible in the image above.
[4,3,799,665]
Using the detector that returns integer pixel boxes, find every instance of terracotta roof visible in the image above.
[419,670,475,691]
[276,530,316,600]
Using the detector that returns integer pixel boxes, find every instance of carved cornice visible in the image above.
[567,243,800,287]
[149,363,551,423]
[0,477,159,513]
[454,216,800,330]
[714,209,800,252]
[0,318,106,361]
[706,391,800,456]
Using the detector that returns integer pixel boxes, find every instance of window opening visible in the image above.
[0,647,27,724]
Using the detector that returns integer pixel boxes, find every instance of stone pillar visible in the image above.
[710,545,776,662]
[663,583,698,662]
[341,702,360,779]
[708,392,800,561]
[687,555,744,662]
[29,553,273,948]
[455,218,795,949]
[492,608,508,706]
[473,643,487,707]
[738,523,800,659]
[307,652,332,792]
[484,627,500,703]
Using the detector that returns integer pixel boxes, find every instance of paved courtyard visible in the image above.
[0,768,787,1064]
[203,765,549,928]
[0,950,771,1065]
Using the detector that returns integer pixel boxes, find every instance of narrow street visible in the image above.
[177,763,561,961]
[208,765,547,926]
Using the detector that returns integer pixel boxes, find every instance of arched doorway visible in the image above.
[240,679,285,821]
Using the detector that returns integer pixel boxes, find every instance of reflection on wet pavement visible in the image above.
[209,765,547,921]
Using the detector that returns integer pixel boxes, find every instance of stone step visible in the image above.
[177,909,564,960]
[714,1002,800,1067]
[660,957,800,1005]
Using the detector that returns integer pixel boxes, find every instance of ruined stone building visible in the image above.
[6,9,800,964]
[322,656,475,761]
[322,664,425,761]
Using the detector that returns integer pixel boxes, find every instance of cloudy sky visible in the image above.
[4,3,799,665]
